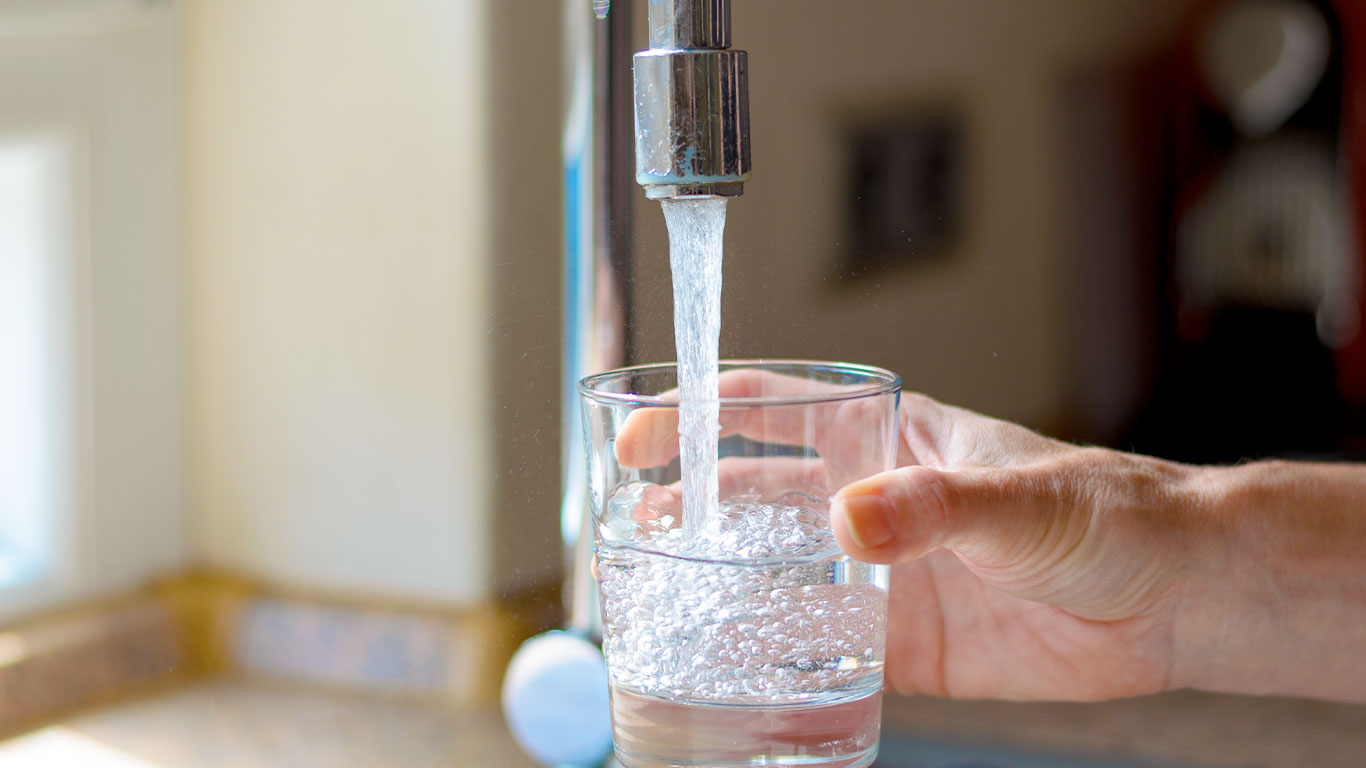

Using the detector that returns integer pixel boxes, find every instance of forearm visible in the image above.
[1172,461,1366,703]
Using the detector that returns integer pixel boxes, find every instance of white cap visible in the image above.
[502,631,613,767]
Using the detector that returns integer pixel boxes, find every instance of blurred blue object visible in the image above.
[502,630,613,767]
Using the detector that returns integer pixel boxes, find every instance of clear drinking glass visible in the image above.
[579,360,901,768]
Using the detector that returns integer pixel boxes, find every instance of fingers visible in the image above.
[715,456,828,500]
[615,407,680,468]
[616,381,1049,475]
[713,367,844,400]
[831,464,1062,566]
[614,369,854,469]
[630,482,682,524]
[622,457,830,518]
[616,405,830,469]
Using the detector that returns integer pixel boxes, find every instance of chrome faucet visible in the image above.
[503,2,751,765]
[633,0,751,199]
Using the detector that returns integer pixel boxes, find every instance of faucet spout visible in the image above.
[634,0,751,199]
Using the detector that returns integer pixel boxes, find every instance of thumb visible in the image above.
[831,464,1067,566]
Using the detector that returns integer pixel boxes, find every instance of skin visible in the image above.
[615,375,1366,704]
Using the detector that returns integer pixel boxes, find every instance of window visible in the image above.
[0,124,81,609]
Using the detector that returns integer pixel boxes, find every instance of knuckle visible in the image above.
[900,466,956,533]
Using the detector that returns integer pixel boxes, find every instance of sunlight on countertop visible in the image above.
[0,727,167,768]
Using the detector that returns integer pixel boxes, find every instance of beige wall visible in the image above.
[631,0,1191,431]
[185,0,495,605]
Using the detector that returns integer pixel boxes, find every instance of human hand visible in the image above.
[614,372,1366,704]
[833,390,1366,705]
[829,392,1205,701]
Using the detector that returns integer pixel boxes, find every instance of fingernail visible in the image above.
[836,494,897,549]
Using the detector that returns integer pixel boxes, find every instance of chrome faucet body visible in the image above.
[634,0,751,199]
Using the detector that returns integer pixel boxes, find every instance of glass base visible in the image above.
[610,688,881,768]
[615,744,877,768]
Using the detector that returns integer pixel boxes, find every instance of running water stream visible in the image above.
[661,198,727,539]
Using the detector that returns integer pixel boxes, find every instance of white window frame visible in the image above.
[0,115,90,622]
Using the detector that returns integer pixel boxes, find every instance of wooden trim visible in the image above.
[0,573,562,733]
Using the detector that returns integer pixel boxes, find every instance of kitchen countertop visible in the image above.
[1,680,1362,767]
[882,690,1366,767]
[0,680,538,768]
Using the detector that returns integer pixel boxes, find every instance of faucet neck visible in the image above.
[648,0,730,50]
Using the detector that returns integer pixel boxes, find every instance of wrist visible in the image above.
[1170,461,1366,702]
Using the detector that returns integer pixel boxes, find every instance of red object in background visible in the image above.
[1333,0,1366,402]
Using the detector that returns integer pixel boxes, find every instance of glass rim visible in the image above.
[578,359,902,408]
